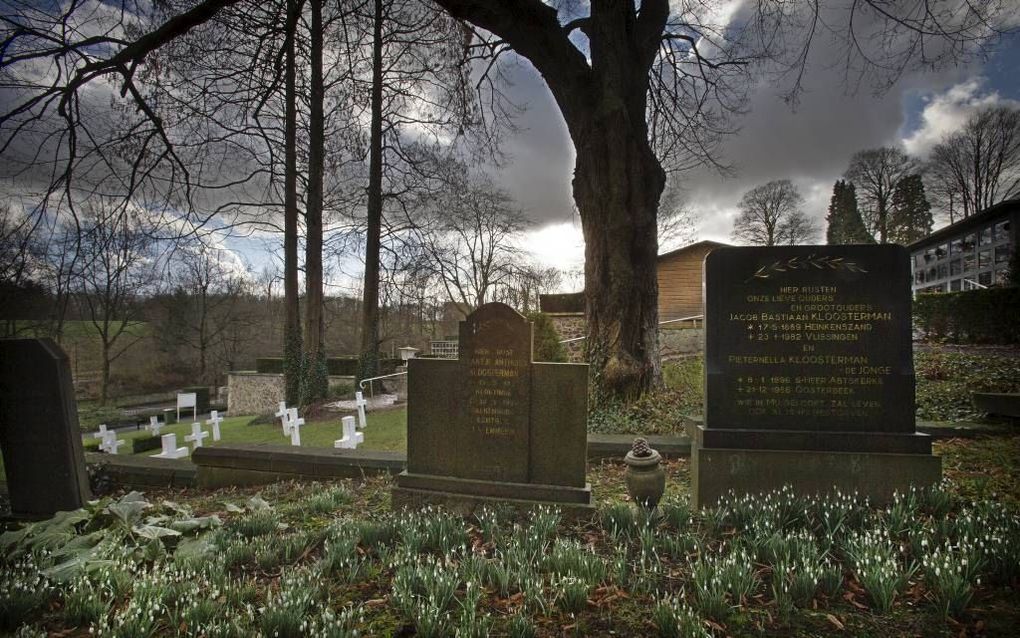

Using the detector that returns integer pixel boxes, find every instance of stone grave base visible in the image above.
[971,392,1020,420]
[692,444,941,508]
[392,471,594,519]
[86,453,196,490]
[192,444,404,488]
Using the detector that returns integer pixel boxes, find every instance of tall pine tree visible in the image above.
[888,174,933,245]
[825,180,874,244]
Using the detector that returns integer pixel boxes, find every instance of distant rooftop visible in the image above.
[539,240,730,314]
[657,239,730,261]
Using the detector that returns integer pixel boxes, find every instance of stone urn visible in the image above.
[624,437,666,510]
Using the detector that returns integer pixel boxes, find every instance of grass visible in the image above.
[3,440,1019,637]
[81,407,409,456]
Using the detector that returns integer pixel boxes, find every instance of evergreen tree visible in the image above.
[888,174,933,245]
[825,180,874,244]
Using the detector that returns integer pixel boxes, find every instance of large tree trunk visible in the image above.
[567,4,667,401]
[283,0,303,406]
[302,0,327,405]
[431,0,670,401]
[572,102,665,401]
[358,0,384,383]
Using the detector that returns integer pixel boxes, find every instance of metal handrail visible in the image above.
[358,370,408,397]
[558,314,704,344]
[660,314,703,325]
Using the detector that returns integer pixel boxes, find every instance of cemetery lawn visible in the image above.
[4,439,1020,637]
[82,408,410,456]
[0,411,407,479]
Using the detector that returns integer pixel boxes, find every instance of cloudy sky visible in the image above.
[488,18,1020,284]
[3,1,1019,292]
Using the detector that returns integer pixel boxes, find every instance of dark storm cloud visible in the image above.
[488,12,1008,253]
[687,61,975,241]
[489,58,575,226]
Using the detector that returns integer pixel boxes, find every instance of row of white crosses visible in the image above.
[183,410,224,449]
[149,410,224,459]
[272,392,368,449]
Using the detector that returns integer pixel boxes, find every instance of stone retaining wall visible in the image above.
[660,327,704,359]
[227,372,355,415]
[550,313,704,363]
[549,314,586,363]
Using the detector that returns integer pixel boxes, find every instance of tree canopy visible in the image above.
[826,180,874,245]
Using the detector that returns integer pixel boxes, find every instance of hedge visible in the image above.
[255,356,403,376]
[131,436,162,453]
[913,287,1020,343]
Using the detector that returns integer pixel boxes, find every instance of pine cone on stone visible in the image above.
[631,437,652,457]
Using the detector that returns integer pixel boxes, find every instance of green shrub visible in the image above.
[131,436,162,453]
[914,288,1020,343]
[527,312,566,362]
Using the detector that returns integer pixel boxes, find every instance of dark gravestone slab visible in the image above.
[396,302,591,515]
[693,246,940,506]
[0,338,91,517]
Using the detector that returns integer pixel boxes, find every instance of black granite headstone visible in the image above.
[703,244,926,452]
[693,245,940,506]
[0,338,91,516]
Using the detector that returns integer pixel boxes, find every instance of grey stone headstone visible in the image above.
[458,302,533,482]
[399,302,590,513]
[0,338,91,516]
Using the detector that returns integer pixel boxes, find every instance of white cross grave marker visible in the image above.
[206,410,223,441]
[177,392,197,422]
[334,415,363,450]
[287,407,305,446]
[90,424,108,443]
[148,416,163,436]
[101,430,125,454]
[355,391,368,429]
[184,422,209,449]
[150,433,188,459]
[275,402,292,436]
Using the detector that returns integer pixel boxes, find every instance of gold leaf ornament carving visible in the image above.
[744,254,867,283]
